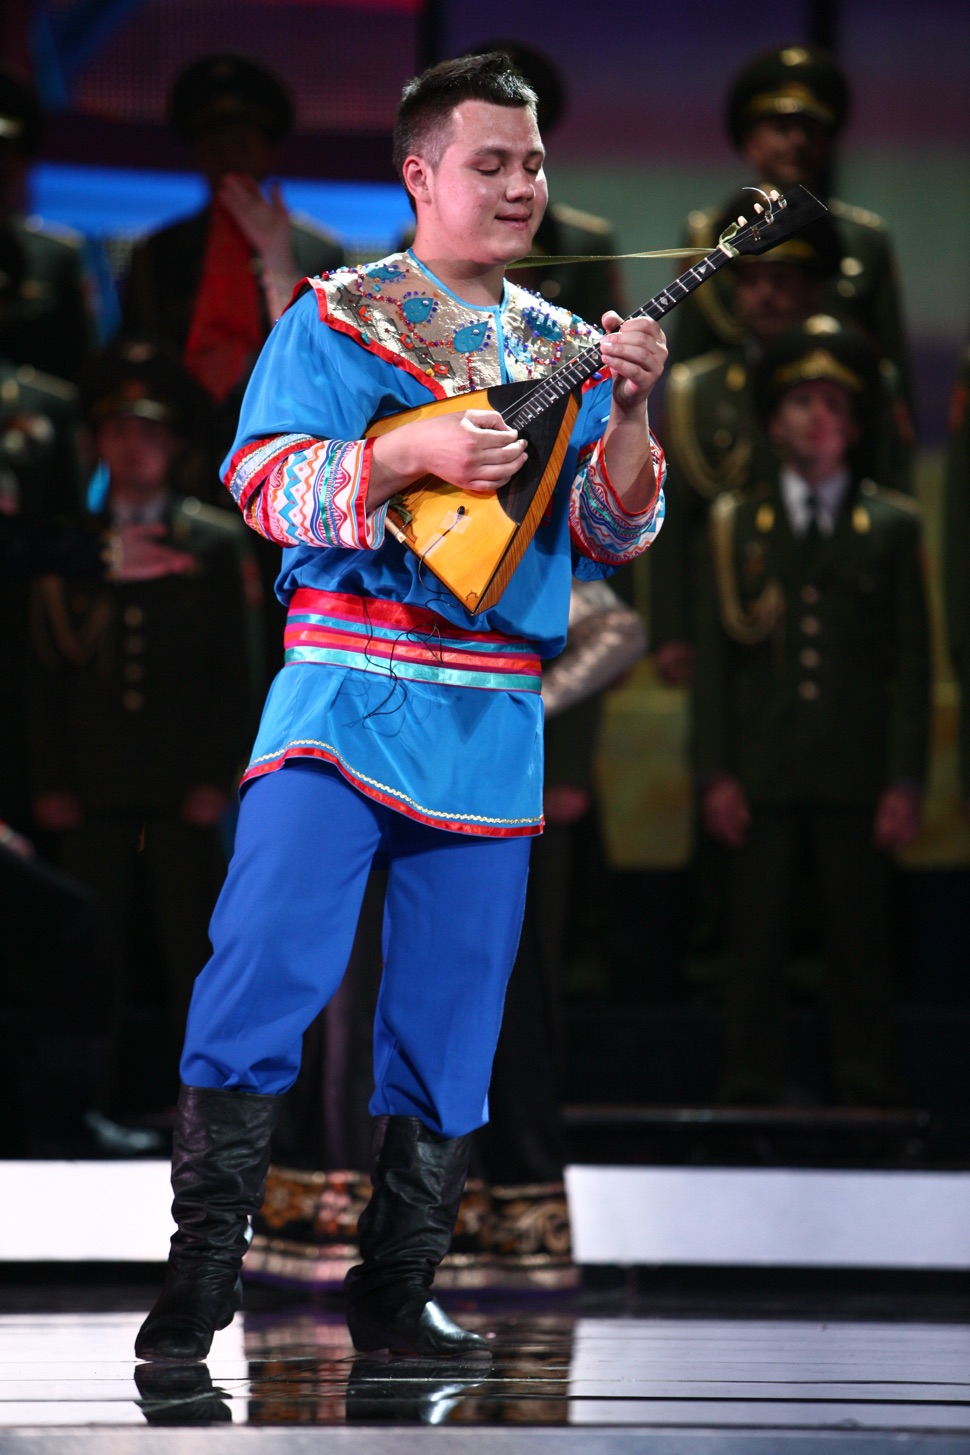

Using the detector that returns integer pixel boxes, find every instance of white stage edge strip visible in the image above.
[4,1161,970,1267]
[0,1161,174,1262]
[566,1165,970,1269]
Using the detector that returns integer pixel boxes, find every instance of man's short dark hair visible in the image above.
[392,52,538,181]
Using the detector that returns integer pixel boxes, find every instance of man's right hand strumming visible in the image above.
[368,408,528,507]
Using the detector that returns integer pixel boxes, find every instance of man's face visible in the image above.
[193,119,277,189]
[769,378,860,478]
[735,261,821,342]
[410,100,548,266]
[741,114,835,189]
[97,414,179,497]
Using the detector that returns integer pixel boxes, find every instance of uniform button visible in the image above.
[122,690,145,711]
[123,662,144,682]
[801,616,820,636]
[124,634,145,654]
[801,585,819,604]
[124,605,144,627]
[800,648,820,668]
[798,680,820,701]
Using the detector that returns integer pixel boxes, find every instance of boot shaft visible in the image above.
[170,1084,281,1264]
[354,1116,472,1290]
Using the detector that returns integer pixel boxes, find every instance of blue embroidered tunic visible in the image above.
[223,251,665,836]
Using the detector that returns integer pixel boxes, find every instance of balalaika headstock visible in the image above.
[722,183,827,258]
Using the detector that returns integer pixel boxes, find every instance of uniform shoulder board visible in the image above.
[710,487,745,523]
[858,478,922,517]
[827,197,887,232]
[673,349,729,387]
[550,202,613,237]
[14,363,78,403]
[667,352,749,500]
[290,212,342,247]
[686,206,718,241]
[709,488,785,644]
[878,357,901,389]
[179,497,247,536]
[22,215,85,249]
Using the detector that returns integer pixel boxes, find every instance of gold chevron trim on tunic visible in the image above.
[709,491,785,645]
[667,360,752,500]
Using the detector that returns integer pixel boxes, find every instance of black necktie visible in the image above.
[802,493,821,557]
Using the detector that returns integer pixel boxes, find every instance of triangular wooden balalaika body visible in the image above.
[367,185,826,615]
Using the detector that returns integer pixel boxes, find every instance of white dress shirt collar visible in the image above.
[780,464,851,537]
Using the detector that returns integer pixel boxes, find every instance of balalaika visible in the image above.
[367,185,827,615]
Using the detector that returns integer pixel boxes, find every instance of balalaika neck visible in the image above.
[503,243,735,431]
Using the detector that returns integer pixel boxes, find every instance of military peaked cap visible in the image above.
[169,54,294,145]
[755,314,881,421]
[726,44,850,148]
[80,337,211,436]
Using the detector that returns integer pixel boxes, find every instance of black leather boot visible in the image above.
[345,1116,490,1358]
[135,1085,280,1362]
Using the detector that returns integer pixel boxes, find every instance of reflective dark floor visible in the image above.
[3,1287,970,1452]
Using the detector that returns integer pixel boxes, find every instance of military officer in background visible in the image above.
[0,226,86,831]
[943,335,970,820]
[692,320,930,1105]
[669,44,914,414]
[652,197,913,688]
[28,339,257,1118]
[123,54,344,688]
[123,53,343,424]
[0,65,97,384]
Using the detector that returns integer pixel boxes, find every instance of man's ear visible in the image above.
[401,154,433,208]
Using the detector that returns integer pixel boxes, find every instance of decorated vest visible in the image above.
[304,250,600,400]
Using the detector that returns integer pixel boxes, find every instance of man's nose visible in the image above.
[507,171,536,198]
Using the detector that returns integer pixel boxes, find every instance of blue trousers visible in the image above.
[181,762,532,1138]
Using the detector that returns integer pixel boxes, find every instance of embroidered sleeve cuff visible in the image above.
[569,433,667,566]
[240,437,387,551]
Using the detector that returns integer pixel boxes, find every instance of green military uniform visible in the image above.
[651,322,914,654]
[0,65,97,384]
[693,471,929,1103]
[28,495,255,1112]
[0,217,97,384]
[26,335,258,1112]
[0,358,83,828]
[943,340,970,803]
[690,317,931,1104]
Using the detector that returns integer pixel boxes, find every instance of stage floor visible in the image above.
[2,1283,970,1452]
